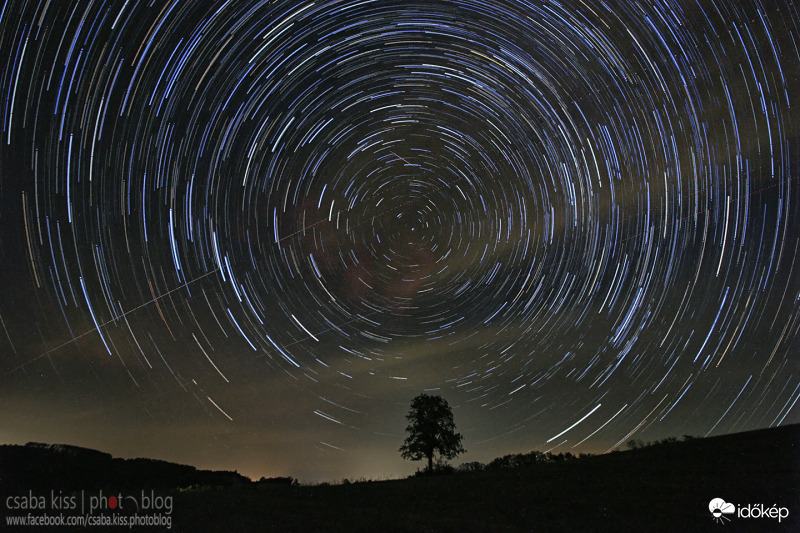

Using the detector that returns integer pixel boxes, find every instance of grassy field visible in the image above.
[2,424,798,531]
[172,424,799,532]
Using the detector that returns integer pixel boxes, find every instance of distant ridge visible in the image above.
[2,424,798,490]
[1,424,798,531]
[0,442,250,492]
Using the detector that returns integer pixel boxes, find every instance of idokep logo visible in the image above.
[708,497,790,525]
[709,498,735,524]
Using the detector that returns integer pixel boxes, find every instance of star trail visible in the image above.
[0,0,798,482]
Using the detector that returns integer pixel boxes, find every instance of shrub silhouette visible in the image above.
[457,461,485,473]
[255,476,296,487]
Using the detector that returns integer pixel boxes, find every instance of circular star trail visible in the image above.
[0,0,798,478]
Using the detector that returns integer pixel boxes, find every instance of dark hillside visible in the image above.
[0,442,248,492]
[1,424,797,532]
[175,424,800,532]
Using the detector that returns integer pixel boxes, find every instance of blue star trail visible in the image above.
[0,0,798,481]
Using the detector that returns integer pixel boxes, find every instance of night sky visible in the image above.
[1,0,798,483]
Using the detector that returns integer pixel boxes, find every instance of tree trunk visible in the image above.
[427,453,433,473]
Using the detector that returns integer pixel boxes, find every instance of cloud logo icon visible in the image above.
[709,498,735,523]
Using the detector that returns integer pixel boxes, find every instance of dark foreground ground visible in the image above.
[2,424,799,532]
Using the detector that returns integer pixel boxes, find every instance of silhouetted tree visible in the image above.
[399,394,465,473]
[457,461,485,472]
[627,439,645,450]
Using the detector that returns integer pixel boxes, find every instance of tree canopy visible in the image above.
[399,394,465,472]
